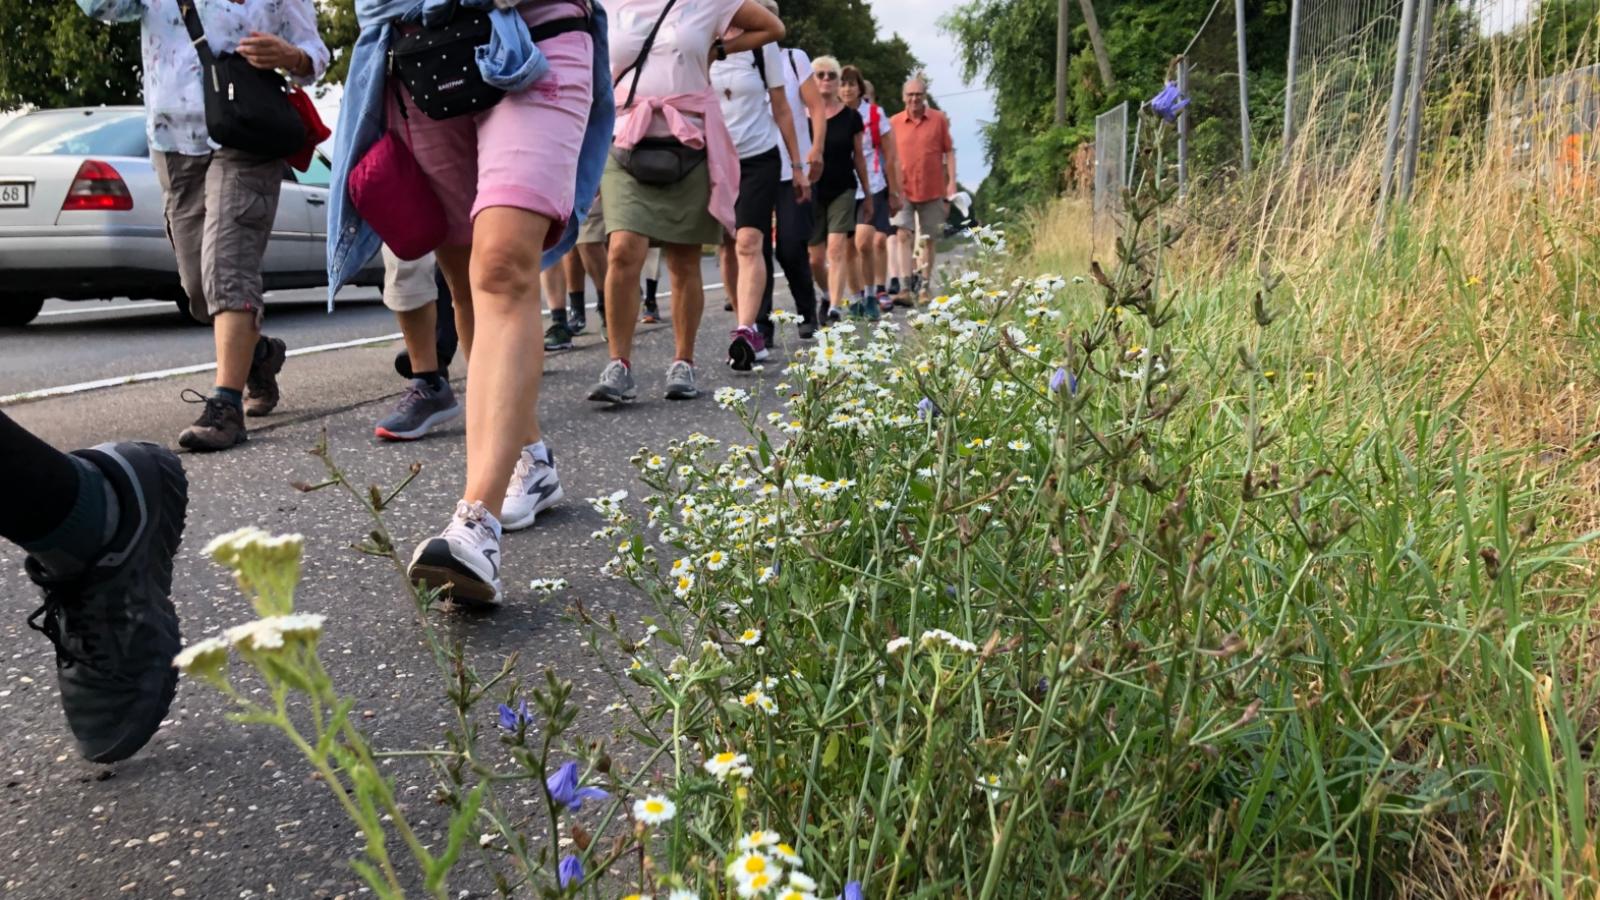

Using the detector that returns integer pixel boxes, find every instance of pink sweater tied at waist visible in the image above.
[614,89,740,236]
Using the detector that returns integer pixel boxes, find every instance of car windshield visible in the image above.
[0,110,148,158]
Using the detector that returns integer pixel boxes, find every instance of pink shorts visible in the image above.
[390,1,593,249]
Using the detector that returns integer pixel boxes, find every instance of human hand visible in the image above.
[237,32,304,72]
[793,170,811,204]
[889,192,903,215]
[862,195,875,220]
[806,151,823,184]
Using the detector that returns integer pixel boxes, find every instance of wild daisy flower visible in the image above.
[757,566,777,585]
[674,574,696,598]
[1007,439,1032,452]
[633,794,676,825]
[772,843,803,866]
[739,830,781,850]
[728,850,778,883]
[670,557,693,578]
[976,773,1003,800]
[886,636,912,654]
[646,455,667,471]
[704,751,753,780]
[705,550,728,571]
[667,890,700,900]
[737,627,763,646]
[920,629,979,654]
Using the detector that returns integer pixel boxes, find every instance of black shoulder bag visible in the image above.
[609,0,709,187]
[180,1,307,160]
[390,2,590,122]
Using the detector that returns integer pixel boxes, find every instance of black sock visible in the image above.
[567,291,584,311]
[212,387,243,410]
[644,279,659,305]
[22,455,118,577]
[412,370,445,391]
[551,308,569,327]
[889,277,901,294]
[595,289,606,313]
[875,284,886,296]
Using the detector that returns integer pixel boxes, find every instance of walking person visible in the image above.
[1,413,188,763]
[806,55,872,324]
[588,0,785,404]
[376,249,464,440]
[890,74,957,303]
[711,0,808,371]
[328,0,615,606]
[641,246,664,323]
[838,67,900,318]
[566,188,611,332]
[75,0,329,452]
[759,41,825,342]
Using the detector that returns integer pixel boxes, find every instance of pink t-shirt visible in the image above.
[608,0,743,137]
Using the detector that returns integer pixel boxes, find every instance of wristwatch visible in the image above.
[712,37,727,61]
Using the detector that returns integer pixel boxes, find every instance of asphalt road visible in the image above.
[0,258,803,899]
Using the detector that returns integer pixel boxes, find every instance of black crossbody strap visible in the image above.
[178,1,217,67]
[529,15,589,43]
[614,0,680,112]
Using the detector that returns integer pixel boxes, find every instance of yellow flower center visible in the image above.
[645,800,665,814]
[715,752,736,764]
[744,856,768,874]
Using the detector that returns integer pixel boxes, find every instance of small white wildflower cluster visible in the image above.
[727,831,819,899]
[919,629,979,654]
[703,750,754,781]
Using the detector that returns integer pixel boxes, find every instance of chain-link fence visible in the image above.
[1092,102,1129,236]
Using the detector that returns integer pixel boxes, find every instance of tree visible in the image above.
[1075,0,1114,91]
[0,0,142,110]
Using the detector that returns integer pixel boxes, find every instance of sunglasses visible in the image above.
[815,71,839,81]
[905,92,926,99]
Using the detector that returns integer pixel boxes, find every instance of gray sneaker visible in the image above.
[664,360,699,400]
[375,378,462,441]
[588,360,637,404]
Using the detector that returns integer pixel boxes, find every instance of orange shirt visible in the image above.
[891,108,953,204]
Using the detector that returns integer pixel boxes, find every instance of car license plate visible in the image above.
[0,183,26,207]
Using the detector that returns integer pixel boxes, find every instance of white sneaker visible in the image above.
[407,500,504,607]
[502,445,565,532]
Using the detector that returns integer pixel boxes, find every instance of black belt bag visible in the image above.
[391,10,589,121]
[611,137,706,187]
[180,2,307,159]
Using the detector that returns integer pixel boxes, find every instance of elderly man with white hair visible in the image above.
[890,74,957,304]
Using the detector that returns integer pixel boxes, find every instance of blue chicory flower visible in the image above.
[546,760,610,812]
[917,397,934,419]
[1149,81,1190,123]
[497,700,532,732]
[844,882,865,900]
[1049,367,1069,393]
[558,854,584,888]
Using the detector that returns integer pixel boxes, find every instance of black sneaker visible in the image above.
[569,305,587,335]
[244,336,286,418]
[642,301,662,324]
[798,320,818,341]
[545,322,575,351]
[25,442,187,763]
[177,390,247,452]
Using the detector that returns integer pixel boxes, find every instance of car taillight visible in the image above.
[61,160,133,211]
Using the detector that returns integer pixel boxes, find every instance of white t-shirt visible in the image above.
[609,0,744,138]
[776,47,813,183]
[855,100,892,198]
[710,44,783,159]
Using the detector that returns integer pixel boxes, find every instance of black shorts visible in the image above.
[856,188,892,235]
[734,147,782,235]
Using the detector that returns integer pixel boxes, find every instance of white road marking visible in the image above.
[6,272,783,404]
[37,301,172,318]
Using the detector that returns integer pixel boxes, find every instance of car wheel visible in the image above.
[173,296,204,326]
[0,296,46,327]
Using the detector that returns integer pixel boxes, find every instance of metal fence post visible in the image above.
[1282,0,1302,160]
[1379,0,1419,206]
[1055,0,1070,126]
[1235,0,1253,173]
[1178,55,1190,198]
[1400,0,1435,198]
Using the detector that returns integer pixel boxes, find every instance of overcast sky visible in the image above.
[869,0,995,190]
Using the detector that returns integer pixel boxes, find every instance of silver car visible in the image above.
[0,106,379,326]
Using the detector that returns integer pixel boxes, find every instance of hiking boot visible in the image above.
[502,446,564,532]
[545,321,575,352]
[569,305,587,335]
[244,336,286,418]
[178,391,247,452]
[728,325,768,372]
[665,360,699,400]
[375,378,462,442]
[408,500,503,608]
[588,359,638,404]
[798,320,818,341]
[25,441,187,763]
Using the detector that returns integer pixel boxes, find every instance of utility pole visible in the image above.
[1400,0,1435,198]
[1077,0,1115,92]
[1178,56,1190,197]
[1234,0,1253,173]
[1282,0,1302,160]
[1055,0,1069,126]
[1379,0,1419,206]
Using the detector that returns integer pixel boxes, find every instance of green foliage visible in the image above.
[777,0,920,115]
[0,0,142,110]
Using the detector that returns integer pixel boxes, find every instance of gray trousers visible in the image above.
[152,148,283,327]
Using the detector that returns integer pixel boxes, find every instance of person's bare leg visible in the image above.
[213,310,259,391]
[460,207,550,518]
[397,305,439,374]
[543,262,567,314]
[893,229,914,291]
[436,244,475,360]
[873,231,889,289]
[734,227,766,328]
[664,243,704,362]
[604,232,649,360]
[809,242,828,296]
[853,224,875,298]
[921,234,937,292]
[827,233,852,307]
[562,246,585,295]
[718,237,738,317]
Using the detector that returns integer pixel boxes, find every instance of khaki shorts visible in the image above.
[152,148,283,327]
[577,192,606,244]
[891,198,946,241]
[381,247,437,312]
[809,191,857,246]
